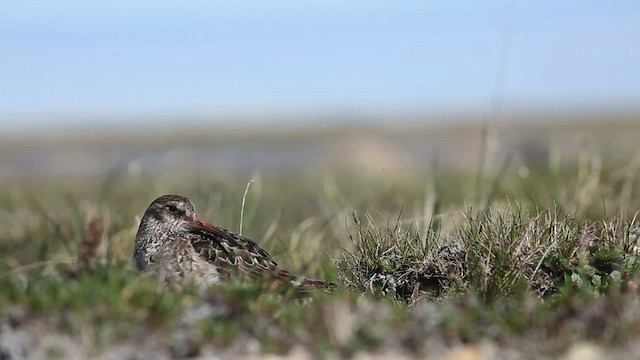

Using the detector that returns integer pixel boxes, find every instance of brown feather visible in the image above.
[188,221,336,295]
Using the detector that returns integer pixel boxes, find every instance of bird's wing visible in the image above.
[187,218,335,294]
[189,222,282,277]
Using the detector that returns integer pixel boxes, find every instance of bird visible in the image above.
[133,194,335,295]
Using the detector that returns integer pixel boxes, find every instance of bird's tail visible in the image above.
[268,268,336,296]
[298,277,337,293]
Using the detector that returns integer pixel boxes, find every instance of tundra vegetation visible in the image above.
[1,119,640,358]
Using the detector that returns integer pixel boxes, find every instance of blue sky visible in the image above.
[1,1,639,131]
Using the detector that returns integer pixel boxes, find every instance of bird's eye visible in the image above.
[167,205,179,213]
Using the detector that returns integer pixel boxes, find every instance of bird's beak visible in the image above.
[190,214,217,232]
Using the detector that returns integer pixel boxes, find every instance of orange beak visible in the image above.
[191,214,217,232]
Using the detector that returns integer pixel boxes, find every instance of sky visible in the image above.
[1,1,639,132]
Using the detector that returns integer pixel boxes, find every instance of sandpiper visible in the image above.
[133,194,334,294]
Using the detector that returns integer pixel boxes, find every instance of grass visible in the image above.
[2,121,640,358]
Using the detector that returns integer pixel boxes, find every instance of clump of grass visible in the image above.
[462,206,565,301]
[337,211,465,303]
[339,205,640,304]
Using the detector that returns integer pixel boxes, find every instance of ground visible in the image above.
[1,116,640,359]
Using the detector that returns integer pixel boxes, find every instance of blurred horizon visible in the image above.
[1,1,639,134]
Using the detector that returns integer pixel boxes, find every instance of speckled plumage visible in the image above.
[134,195,334,294]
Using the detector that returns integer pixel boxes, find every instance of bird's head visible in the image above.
[133,194,214,270]
[139,194,197,233]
